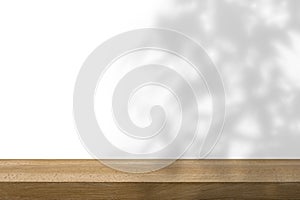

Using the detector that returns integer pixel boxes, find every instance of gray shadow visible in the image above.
[155,0,300,158]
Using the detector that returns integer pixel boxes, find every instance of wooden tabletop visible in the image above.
[1,159,300,182]
[1,159,300,199]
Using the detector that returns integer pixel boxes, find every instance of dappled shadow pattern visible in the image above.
[156,0,300,158]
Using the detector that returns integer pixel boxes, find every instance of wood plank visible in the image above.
[0,182,300,200]
[0,159,300,182]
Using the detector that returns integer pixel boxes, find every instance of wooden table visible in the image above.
[1,160,300,199]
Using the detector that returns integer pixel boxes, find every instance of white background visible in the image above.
[0,0,299,158]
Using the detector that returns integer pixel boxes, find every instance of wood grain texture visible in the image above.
[0,159,300,182]
[0,182,300,200]
[1,160,300,199]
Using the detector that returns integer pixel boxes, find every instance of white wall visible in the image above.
[0,0,299,158]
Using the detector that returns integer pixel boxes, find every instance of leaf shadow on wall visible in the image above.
[155,0,300,158]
